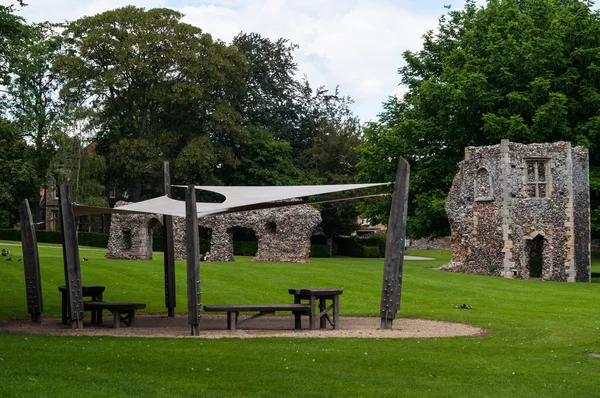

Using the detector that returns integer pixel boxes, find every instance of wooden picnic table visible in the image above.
[288,288,343,330]
[58,285,105,325]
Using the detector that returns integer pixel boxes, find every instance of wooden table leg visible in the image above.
[227,311,237,331]
[113,310,120,328]
[319,298,327,329]
[61,291,68,325]
[333,294,340,330]
[309,296,316,330]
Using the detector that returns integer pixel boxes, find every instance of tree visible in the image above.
[358,0,600,238]
[0,120,37,227]
[54,6,248,200]
[227,125,305,186]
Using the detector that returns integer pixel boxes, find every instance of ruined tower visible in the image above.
[444,140,590,282]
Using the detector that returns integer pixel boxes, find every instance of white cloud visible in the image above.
[3,0,459,122]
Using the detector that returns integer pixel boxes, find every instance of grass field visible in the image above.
[1,241,600,397]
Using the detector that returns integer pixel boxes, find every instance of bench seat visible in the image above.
[203,304,311,331]
[84,301,146,328]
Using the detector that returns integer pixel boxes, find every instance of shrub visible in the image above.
[233,241,257,256]
[200,239,211,254]
[334,237,365,257]
[363,246,381,258]
[35,230,62,244]
[367,233,388,258]
[78,232,109,248]
[0,228,21,241]
[310,244,331,258]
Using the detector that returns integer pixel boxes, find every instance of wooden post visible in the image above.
[185,184,201,336]
[380,157,410,329]
[59,181,84,329]
[163,161,176,317]
[19,199,43,323]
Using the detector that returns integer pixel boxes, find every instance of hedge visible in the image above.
[334,237,367,257]
[78,232,109,248]
[233,241,258,256]
[363,246,381,258]
[310,244,331,258]
[360,233,387,258]
[0,228,109,248]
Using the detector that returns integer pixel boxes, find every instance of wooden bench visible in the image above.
[203,304,311,331]
[83,301,146,328]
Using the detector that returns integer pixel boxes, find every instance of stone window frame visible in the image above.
[524,158,551,199]
[474,167,494,202]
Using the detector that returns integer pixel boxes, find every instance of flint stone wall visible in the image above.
[444,140,590,282]
[106,201,175,260]
[198,205,321,263]
[107,201,321,263]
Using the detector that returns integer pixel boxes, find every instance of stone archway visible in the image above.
[106,201,163,260]
[525,234,545,278]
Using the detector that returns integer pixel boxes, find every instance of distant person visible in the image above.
[200,252,211,262]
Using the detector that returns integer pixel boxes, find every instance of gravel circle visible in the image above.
[0,314,486,339]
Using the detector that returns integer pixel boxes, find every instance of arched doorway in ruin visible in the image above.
[525,234,545,278]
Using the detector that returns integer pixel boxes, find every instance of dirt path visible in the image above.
[0,314,486,339]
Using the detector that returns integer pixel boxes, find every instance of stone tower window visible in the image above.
[474,168,493,201]
[525,159,548,198]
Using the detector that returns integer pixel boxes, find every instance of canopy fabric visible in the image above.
[73,182,390,218]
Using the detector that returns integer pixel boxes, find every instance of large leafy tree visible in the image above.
[5,23,67,206]
[0,120,37,227]
[54,6,248,200]
[359,0,600,238]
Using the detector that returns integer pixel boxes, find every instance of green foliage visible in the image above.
[233,240,258,256]
[333,237,368,257]
[34,230,62,244]
[228,125,305,186]
[0,228,109,247]
[366,233,387,258]
[358,0,600,238]
[0,228,20,241]
[309,244,331,258]
[77,232,109,248]
[54,6,248,199]
[363,246,381,258]
[0,120,38,227]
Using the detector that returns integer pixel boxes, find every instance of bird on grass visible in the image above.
[454,303,472,309]
[82,258,89,261]
[5,257,12,261]
[1,249,9,256]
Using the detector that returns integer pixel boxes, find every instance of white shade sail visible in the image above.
[74,182,390,218]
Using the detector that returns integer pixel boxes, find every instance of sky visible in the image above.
[3,0,477,123]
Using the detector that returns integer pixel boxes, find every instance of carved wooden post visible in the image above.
[380,157,410,329]
[19,199,43,323]
[163,161,176,317]
[185,184,201,335]
[59,181,84,328]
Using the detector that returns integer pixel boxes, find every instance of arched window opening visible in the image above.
[475,168,493,201]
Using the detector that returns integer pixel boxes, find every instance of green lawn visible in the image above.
[1,242,600,397]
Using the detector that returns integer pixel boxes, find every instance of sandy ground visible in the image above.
[0,314,486,339]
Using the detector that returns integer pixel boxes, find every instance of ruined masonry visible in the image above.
[444,140,590,282]
[106,202,321,263]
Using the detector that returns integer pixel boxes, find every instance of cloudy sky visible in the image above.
[3,0,476,123]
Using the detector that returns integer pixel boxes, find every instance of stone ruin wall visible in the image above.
[444,140,590,282]
[106,201,321,263]
[199,204,322,263]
